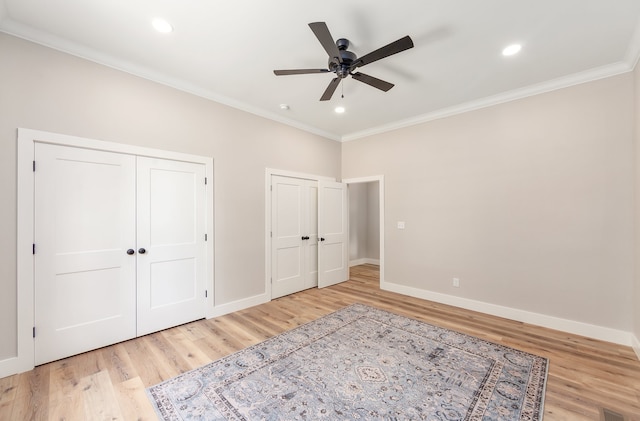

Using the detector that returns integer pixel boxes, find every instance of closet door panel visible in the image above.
[304,183,319,289]
[136,157,207,336]
[34,143,137,365]
[271,176,306,299]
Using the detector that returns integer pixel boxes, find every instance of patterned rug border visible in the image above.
[147,303,549,420]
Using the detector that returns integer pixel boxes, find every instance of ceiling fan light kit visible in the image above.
[274,22,414,101]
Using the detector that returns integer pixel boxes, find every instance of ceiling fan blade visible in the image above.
[355,35,414,68]
[320,78,341,101]
[351,72,394,92]
[274,69,330,76]
[309,22,342,62]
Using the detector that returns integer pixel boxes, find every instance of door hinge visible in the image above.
[205,290,208,298]
[270,185,272,191]
[204,177,207,185]
[32,244,35,254]
[270,231,272,238]
[32,327,36,338]
[32,161,36,172]
[205,233,208,241]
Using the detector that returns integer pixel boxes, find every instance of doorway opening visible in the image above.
[345,176,384,286]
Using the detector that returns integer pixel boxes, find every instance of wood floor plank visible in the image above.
[100,342,138,384]
[175,320,210,342]
[0,402,12,421]
[159,330,212,370]
[0,373,18,405]
[112,376,156,421]
[47,358,86,421]
[9,364,50,421]
[0,375,17,421]
[1,264,639,420]
[121,336,165,386]
[48,387,83,421]
[80,370,125,421]
[142,332,193,378]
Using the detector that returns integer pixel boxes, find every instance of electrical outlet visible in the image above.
[452,277,460,287]
[397,221,405,229]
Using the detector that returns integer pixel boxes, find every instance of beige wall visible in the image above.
[0,33,341,360]
[635,62,640,343]
[343,73,635,331]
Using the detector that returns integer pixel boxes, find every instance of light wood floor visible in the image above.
[1,264,639,420]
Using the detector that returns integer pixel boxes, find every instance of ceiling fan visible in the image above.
[273,22,414,101]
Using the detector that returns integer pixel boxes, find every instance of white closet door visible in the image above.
[318,180,349,288]
[34,143,137,365]
[136,157,207,336]
[304,182,319,290]
[271,176,318,298]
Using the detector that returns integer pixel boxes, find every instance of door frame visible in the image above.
[11,128,214,376]
[264,168,336,300]
[343,176,385,286]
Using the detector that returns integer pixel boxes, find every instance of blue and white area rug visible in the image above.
[147,303,548,420]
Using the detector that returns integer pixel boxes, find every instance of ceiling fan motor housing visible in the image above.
[329,38,357,78]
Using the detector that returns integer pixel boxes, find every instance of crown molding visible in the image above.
[0,19,341,142]
[2,13,637,144]
[341,17,640,142]
[341,61,633,142]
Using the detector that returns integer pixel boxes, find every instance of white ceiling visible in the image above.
[2,0,640,141]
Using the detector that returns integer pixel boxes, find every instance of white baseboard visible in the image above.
[0,355,33,380]
[1,291,271,380]
[381,280,634,346]
[632,334,640,361]
[209,292,270,319]
[350,258,380,267]
[0,357,18,379]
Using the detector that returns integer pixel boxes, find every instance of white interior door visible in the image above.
[304,183,319,290]
[34,143,137,365]
[271,176,318,298]
[136,157,207,336]
[318,180,349,288]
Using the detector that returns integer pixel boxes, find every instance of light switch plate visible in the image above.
[397,221,405,229]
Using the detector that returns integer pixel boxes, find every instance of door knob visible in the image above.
[138,248,146,254]
[319,237,325,242]
[126,249,135,255]
[301,236,310,240]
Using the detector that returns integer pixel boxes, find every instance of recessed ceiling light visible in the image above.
[335,106,345,114]
[502,44,522,56]
[152,18,173,33]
